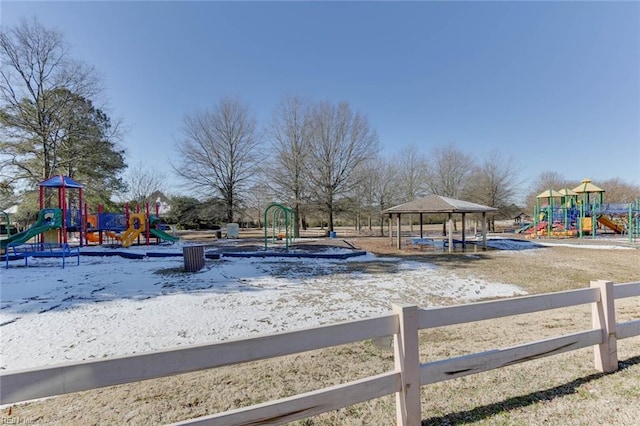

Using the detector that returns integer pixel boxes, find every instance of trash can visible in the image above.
[183,245,205,272]
[329,231,337,238]
[215,230,222,239]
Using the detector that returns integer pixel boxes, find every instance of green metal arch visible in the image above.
[264,203,295,250]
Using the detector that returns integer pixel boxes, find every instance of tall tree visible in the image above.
[0,18,100,184]
[55,90,126,206]
[173,98,260,223]
[465,150,521,230]
[306,101,379,234]
[397,144,429,232]
[267,95,311,237]
[398,144,428,202]
[425,144,475,198]
[0,178,17,211]
[357,156,401,235]
[0,19,125,208]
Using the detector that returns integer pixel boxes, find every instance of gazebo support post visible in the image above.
[396,214,402,250]
[419,213,423,238]
[447,213,453,253]
[388,214,393,246]
[461,213,466,246]
[482,212,488,249]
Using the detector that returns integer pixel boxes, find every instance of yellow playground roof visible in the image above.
[572,178,604,193]
[536,189,563,199]
[557,188,578,197]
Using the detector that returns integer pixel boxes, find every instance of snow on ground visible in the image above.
[479,236,637,251]
[3,242,527,371]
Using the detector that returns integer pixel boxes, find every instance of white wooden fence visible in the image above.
[1,280,639,425]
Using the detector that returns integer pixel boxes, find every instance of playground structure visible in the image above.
[0,175,178,251]
[264,203,295,250]
[84,204,178,248]
[1,175,82,250]
[522,179,640,241]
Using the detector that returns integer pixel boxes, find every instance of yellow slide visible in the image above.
[120,213,147,247]
[597,216,624,234]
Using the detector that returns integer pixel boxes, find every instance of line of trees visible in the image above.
[172,96,381,235]
[172,94,525,234]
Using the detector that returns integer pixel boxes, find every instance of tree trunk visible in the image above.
[328,209,334,234]
[293,203,301,238]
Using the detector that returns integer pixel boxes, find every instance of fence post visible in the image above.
[183,245,205,272]
[591,280,618,373]
[392,304,421,426]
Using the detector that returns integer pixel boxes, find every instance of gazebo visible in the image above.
[382,195,497,252]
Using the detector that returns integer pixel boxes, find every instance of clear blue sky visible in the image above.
[2,1,639,197]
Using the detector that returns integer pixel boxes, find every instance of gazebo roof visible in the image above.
[382,195,497,214]
[38,175,84,189]
[572,178,604,194]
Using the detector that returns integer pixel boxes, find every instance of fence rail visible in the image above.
[1,280,638,426]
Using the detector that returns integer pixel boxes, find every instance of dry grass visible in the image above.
[4,236,640,425]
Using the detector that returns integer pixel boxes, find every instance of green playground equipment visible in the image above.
[264,203,295,250]
[1,211,12,238]
[0,208,63,249]
[630,200,640,243]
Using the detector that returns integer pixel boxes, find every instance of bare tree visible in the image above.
[465,150,521,230]
[398,144,429,202]
[423,144,475,233]
[267,95,312,237]
[524,171,571,210]
[244,179,275,227]
[122,161,166,204]
[397,144,429,232]
[173,98,260,223]
[306,101,380,234]
[425,144,475,198]
[357,156,401,235]
[596,178,640,204]
[0,18,127,212]
[0,18,102,184]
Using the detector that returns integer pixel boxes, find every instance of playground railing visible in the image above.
[5,242,80,269]
[0,280,638,425]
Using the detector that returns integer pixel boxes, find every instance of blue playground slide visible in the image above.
[516,223,534,233]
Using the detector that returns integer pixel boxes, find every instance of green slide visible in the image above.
[148,215,179,243]
[1,208,63,249]
[149,228,179,242]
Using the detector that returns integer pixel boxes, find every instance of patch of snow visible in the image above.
[1,244,526,371]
